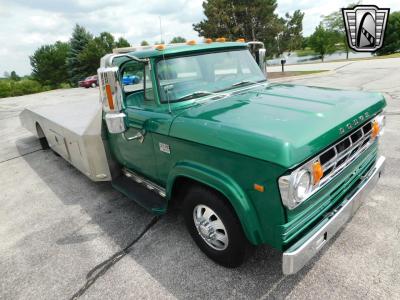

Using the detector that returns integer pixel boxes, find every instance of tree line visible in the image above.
[299,5,399,61]
[30,25,131,87]
[30,25,190,88]
[2,1,399,98]
[194,0,400,62]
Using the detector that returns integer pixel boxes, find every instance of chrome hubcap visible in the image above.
[193,204,229,251]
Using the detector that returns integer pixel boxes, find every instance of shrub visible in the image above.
[0,81,12,98]
[0,79,44,98]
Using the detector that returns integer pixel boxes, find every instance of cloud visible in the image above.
[1,0,399,75]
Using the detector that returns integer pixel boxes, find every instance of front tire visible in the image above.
[182,185,251,268]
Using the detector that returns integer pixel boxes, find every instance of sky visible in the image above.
[0,0,399,75]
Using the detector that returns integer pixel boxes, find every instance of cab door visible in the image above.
[115,62,159,180]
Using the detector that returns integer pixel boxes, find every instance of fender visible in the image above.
[166,160,263,245]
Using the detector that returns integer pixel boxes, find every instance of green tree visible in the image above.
[66,24,93,85]
[193,0,285,56]
[322,3,359,59]
[140,40,149,46]
[280,10,304,53]
[116,37,130,48]
[170,36,186,43]
[376,11,400,55]
[78,32,115,76]
[30,41,70,86]
[10,71,20,81]
[78,32,131,76]
[308,23,339,62]
[301,36,309,49]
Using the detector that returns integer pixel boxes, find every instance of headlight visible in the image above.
[294,170,312,201]
[279,161,323,210]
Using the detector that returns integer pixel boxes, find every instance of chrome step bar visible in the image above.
[122,168,166,198]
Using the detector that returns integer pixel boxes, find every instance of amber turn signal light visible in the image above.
[371,120,380,139]
[105,84,114,111]
[253,184,265,192]
[312,161,323,184]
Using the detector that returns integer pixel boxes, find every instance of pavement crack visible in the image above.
[334,62,354,71]
[70,216,160,300]
[0,148,42,164]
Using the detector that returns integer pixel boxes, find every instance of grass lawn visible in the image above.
[267,70,329,79]
[294,48,317,57]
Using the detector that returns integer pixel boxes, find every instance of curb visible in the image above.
[269,70,335,83]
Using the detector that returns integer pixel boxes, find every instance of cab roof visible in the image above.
[113,42,248,65]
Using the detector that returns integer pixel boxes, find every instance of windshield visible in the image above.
[156,49,265,103]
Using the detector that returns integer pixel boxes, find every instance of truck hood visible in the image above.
[169,83,386,168]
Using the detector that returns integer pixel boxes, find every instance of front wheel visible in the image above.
[182,185,251,268]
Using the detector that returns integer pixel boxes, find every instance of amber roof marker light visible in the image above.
[155,44,166,51]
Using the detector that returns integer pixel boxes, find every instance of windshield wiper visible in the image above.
[231,80,257,88]
[177,91,213,101]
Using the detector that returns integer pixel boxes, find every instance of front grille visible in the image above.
[318,120,374,186]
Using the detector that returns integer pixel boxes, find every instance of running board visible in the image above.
[112,170,167,214]
[122,168,166,198]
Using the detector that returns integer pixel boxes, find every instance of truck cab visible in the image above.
[21,40,386,274]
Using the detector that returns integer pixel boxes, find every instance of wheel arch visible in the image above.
[35,122,50,149]
[35,122,45,138]
[167,161,263,245]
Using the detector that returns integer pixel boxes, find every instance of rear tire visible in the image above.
[182,185,251,268]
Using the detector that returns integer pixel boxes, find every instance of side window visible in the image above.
[121,61,143,93]
[144,65,155,101]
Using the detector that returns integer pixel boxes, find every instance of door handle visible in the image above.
[123,129,146,143]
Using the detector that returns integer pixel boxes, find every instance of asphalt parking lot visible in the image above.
[1,58,400,299]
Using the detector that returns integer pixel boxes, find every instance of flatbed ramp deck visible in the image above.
[20,97,112,181]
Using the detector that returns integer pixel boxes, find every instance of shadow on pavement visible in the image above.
[16,138,332,299]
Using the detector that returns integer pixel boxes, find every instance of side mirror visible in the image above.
[98,67,126,134]
[258,48,267,77]
[247,41,267,77]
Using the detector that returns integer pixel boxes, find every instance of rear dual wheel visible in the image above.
[182,185,251,268]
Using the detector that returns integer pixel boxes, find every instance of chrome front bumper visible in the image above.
[282,156,386,275]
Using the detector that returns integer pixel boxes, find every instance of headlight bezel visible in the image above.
[278,160,320,210]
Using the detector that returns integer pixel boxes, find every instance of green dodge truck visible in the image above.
[20,41,386,275]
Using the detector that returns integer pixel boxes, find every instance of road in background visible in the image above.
[1,58,399,299]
